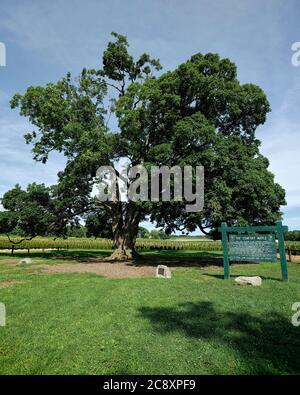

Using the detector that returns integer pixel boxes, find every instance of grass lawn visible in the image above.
[0,250,299,374]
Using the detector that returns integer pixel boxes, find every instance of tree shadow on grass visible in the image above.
[139,301,300,374]
[0,250,278,271]
[131,252,224,268]
[133,252,265,268]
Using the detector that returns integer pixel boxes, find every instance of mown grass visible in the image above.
[0,250,299,375]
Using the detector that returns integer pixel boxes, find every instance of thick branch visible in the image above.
[198,223,212,236]
[6,234,36,245]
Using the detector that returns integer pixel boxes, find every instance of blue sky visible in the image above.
[0,0,299,232]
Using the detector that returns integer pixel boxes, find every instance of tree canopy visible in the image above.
[0,32,285,258]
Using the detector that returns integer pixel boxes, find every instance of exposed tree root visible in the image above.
[105,247,141,262]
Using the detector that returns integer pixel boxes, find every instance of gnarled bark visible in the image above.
[107,202,141,261]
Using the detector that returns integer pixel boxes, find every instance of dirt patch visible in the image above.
[35,261,157,279]
[0,280,26,289]
[288,255,300,263]
[25,254,225,278]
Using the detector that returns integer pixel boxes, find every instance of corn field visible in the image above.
[0,235,299,254]
[0,236,223,252]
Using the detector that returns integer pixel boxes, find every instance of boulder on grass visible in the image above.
[18,258,32,264]
[235,276,262,286]
[156,265,172,279]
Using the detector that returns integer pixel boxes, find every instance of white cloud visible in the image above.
[257,112,300,211]
[0,118,66,197]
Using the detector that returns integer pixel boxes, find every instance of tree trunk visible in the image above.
[107,202,141,261]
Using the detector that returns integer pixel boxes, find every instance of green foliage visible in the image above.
[149,229,169,239]
[284,230,300,241]
[0,183,88,242]
[0,184,57,240]
[8,32,286,245]
[102,32,161,84]
[66,225,86,238]
[137,226,150,238]
[85,211,113,239]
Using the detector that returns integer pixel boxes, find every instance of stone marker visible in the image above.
[18,258,32,264]
[234,276,262,286]
[156,265,171,279]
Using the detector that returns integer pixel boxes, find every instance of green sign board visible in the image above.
[229,234,277,262]
[218,221,288,282]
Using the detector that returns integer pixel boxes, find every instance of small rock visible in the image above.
[235,276,262,286]
[156,265,171,279]
[18,258,32,264]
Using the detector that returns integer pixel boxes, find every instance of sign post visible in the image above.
[221,222,230,279]
[218,222,288,282]
[276,221,288,282]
